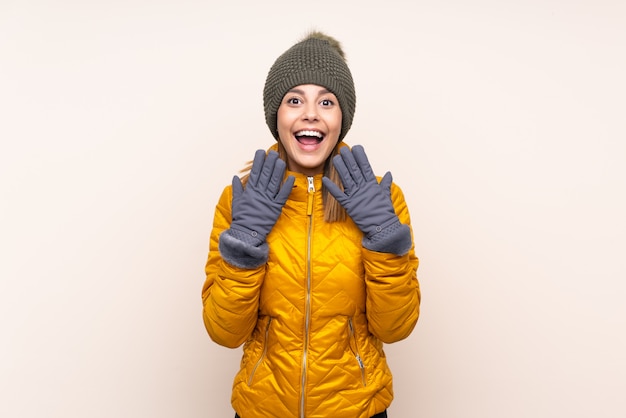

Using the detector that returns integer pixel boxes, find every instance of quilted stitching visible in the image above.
[203,171,420,418]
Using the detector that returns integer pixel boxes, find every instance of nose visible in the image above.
[302,103,319,121]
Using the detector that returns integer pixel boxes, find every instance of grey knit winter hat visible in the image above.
[263,32,356,141]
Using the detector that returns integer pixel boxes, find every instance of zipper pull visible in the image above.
[307,176,315,215]
[356,354,364,369]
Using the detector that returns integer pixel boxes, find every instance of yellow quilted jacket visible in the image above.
[202,151,420,418]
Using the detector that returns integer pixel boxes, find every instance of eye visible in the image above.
[320,98,334,107]
[286,97,302,105]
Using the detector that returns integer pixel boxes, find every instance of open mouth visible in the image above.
[295,130,324,145]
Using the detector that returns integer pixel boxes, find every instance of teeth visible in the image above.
[295,130,323,138]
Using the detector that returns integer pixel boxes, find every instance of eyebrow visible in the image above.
[287,87,332,95]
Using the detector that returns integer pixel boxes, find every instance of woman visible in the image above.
[202,31,420,418]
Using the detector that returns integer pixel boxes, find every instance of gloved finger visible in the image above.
[380,171,393,194]
[248,149,267,188]
[351,145,376,183]
[275,175,295,204]
[231,175,244,200]
[332,153,356,193]
[258,151,279,191]
[322,176,347,203]
[267,157,287,197]
[339,146,365,185]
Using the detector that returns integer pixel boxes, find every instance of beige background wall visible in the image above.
[1,1,625,417]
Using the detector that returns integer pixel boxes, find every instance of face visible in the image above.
[277,84,342,176]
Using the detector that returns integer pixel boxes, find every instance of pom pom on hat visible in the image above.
[263,31,356,141]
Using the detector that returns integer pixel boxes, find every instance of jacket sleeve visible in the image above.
[201,185,265,348]
[362,182,420,343]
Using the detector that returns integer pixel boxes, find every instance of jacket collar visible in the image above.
[286,171,323,203]
[265,141,349,202]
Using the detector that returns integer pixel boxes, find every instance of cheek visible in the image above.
[277,111,297,133]
[276,119,290,139]
[330,116,343,136]
[331,111,343,131]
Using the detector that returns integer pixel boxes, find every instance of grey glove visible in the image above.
[322,145,412,255]
[220,150,294,268]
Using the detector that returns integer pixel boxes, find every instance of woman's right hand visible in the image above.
[228,150,295,246]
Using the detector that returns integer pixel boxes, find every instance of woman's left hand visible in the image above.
[323,145,397,234]
[323,145,412,255]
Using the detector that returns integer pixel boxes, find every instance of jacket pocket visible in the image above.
[348,317,367,386]
[247,317,272,386]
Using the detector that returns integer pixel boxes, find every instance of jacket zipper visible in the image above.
[348,318,367,386]
[247,317,272,386]
[300,176,315,418]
